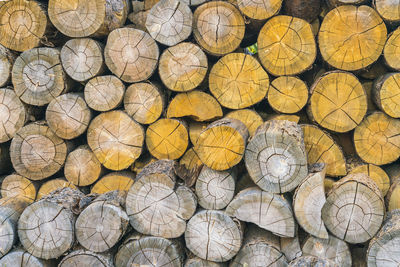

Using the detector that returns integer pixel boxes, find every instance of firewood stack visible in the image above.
[1,0,400,266]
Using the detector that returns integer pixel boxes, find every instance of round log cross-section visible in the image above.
[195,118,249,171]
[104,28,159,83]
[193,1,245,56]
[46,93,91,140]
[12,48,70,106]
[245,120,308,193]
[61,38,104,82]
[84,75,125,112]
[115,235,184,267]
[237,0,282,20]
[87,111,144,170]
[185,210,242,262]
[124,82,164,125]
[354,112,400,165]
[309,71,367,133]
[10,122,67,180]
[209,53,270,109]
[159,42,207,92]
[0,0,48,52]
[146,0,193,46]
[0,88,26,143]
[258,15,316,76]
[91,172,135,194]
[319,5,387,71]
[321,173,385,244]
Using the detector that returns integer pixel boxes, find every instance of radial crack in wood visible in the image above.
[226,187,296,237]
[0,88,26,143]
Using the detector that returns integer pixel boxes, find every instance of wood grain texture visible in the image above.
[61,38,104,82]
[48,0,128,37]
[90,172,135,194]
[374,0,400,23]
[167,91,222,122]
[115,234,184,267]
[373,73,400,118]
[87,110,144,170]
[37,178,77,199]
[124,82,164,125]
[195,118,249,171]
[308,71,367,133]
[293,163,329,239]
[76,191,129,252]
[302,235,352,267]
[209,53,269,110]
[301,124,347,177]
[58,249,113,267]
[226,187,295,237]
[46,93,91,140]
[10,122,67,180]
[126,160,196,238]
[0,248,52,267]
[268,76,309,114]
[0,88,26,143]
[288,256,338,267]
[0,0,48,52]
[225,109,263,137]
[1,173,36,203]
[104,28,159,83]
[84,75,125,112]
[12,48,70,106]
[237,0,282,20]
[321,173,385,244]
[245,120,308,193]
[319,5,387,71]
[0,45,15,87]
[354,112,400,165]
[185,210,242,262]
[368,210,400,266]
[0,198,29,258]
[64,145,102,186]
[18,188,84,259]
[146,118,188,160]
[384,27,400,71]
[146,0,193,46]
[258,15,316,76]
[193,1,245,56]
[195,166,236,210]
[159,42,207,92]
[349,163,390,197]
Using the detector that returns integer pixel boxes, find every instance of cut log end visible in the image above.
[59,250,113,267]
[159,42,207,92]
[126,160,196,238]
[193,1,245,56]
[210,53,269,110]
[10,122,67,180]
[309,71,367,133]
[268,76,309,114]
[195,118,249,171]
[354,112,400,165]
[64,145,102,186]
[115,235,184,267]
[237,0,282,20]
[349,163,390,197]
[12,48,69,106]
[37,178,77,199]
[91,172,135,194]
[87,111,144,170]
[61,38,104,82]
[245,120,308,193]
[373,73,400,118]
[0,45,15,87]
[1,174,36,203]
[104,28,159,83]
[301,124,347,177]
[319,5,387,71]
[0,88,26,143]
[84,75,125,112]
[322,173,385,244]
[46,93,91,140]
[0,249,51,267]
[185,210,242,262]
[124,82,164,125]
[146,119,188,160]
[146,0,193,46]
[258,15,316,76]
[0,0,47,52]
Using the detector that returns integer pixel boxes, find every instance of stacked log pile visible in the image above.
[1,0,400,266]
